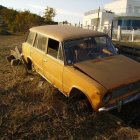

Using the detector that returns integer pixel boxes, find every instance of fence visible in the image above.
[83,25,140,42]
[112,27,140,42]
[59,23,140,42]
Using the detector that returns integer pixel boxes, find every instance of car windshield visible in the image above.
[64,36,117,64]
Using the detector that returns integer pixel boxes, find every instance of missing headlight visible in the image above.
[103,93,111,103]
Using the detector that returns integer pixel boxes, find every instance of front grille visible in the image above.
[111,80,140,99]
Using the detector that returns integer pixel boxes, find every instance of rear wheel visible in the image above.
[26,59,36,73]
[31,63,35,72]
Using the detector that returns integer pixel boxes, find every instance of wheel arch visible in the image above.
[69,87,94,110]
[26,56,33,70]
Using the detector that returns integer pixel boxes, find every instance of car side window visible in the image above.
[26,31,35,45]
[34,34,47,52]
[47,38,63,61]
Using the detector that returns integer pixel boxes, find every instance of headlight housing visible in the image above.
[103,93,111,103]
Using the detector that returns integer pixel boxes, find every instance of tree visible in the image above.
[1,8,18,26]
[62,20,68,24]
[14,10,45,33]
[0,5,45,33]
[44,7,56,24]
[0,15,7,33]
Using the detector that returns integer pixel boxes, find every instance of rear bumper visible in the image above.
[98,92,140,112]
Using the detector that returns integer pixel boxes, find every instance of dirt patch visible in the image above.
[0,34,140,139]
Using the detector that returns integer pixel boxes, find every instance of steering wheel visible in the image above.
[87,49,95,58]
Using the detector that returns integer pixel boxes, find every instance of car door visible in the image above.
[43,38,64,92]
[30,34,47,74]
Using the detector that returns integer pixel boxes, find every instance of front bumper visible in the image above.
[98,92,140,112]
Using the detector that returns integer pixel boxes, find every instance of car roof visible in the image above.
[30,25,106,42]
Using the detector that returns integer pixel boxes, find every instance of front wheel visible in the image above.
[69,91,93,116]
[73,99,93,116]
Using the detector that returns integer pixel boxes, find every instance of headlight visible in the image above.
[103,93,111,103]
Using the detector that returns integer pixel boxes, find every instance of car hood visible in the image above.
[74,55,140,90]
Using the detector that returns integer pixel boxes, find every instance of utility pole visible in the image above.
[96,7,100,31]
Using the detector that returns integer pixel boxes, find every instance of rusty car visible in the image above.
[22,25,140,112]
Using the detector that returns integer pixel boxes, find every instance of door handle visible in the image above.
[43,59,47,62]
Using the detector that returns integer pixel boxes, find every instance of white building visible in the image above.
[83,0,140,30]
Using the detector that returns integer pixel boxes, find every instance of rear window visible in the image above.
[26,31,35,45]
[34,34,47,52]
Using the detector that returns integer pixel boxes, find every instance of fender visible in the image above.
[69,85,103,111]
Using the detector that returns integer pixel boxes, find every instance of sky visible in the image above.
[0,0,113,24]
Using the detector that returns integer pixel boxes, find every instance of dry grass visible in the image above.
[0,34,140,139]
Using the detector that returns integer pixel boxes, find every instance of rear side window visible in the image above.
[26,31,35,45]
[48,38,59,58]
[34,34,47,52]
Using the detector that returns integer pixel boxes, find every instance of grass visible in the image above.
[0,34,140,139]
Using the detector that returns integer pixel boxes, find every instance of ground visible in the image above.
[0,34,140,140]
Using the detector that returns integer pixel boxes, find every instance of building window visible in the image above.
[118,19,140,29]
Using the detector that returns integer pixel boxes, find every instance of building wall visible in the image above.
[106,0,140,29]
[83,11,100,27]
[127,0,140,17]
[104,0,140,17]
[83,0,140,30]
[100,12,114,27]
[83,10,114,30]
[104,0,128,14]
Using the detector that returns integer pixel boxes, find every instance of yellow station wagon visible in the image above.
[22,25,140,112]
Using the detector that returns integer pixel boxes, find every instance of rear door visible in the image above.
[30,34,47,74]
[43,38,64,91]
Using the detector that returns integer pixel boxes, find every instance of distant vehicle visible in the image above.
[22,25,140,112]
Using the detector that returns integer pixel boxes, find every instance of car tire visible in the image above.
[69,90,93,116]
[31,63,35,72]
[26,59,36,74]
